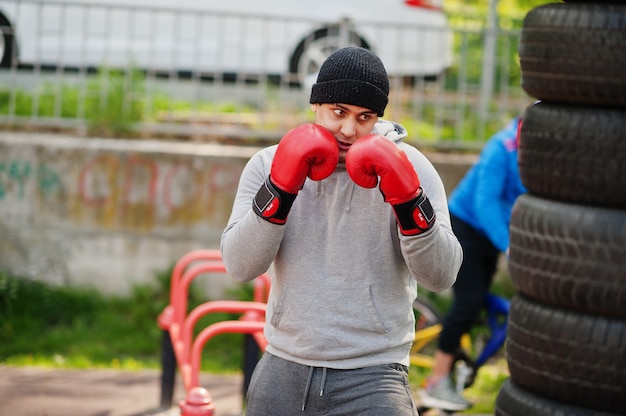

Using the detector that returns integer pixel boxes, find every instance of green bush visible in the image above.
[84,69,146,136]
[0,270,254,373]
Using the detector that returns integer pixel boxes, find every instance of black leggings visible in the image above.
[438,214,500,355]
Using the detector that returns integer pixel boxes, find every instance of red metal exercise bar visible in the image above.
[157,250,270,415]
[158,249,224,336]
[181,300,268,390]
[158,250,225,409]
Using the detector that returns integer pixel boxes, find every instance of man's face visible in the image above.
[311,103,379,164]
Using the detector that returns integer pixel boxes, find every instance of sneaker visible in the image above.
[420,377,472,411]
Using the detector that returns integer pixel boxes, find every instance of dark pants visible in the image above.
[246,352,419,416]
[438,214,500,355]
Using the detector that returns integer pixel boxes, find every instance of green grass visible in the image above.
[0,270,254,373]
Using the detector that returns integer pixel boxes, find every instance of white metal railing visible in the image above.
[0,0,528,150]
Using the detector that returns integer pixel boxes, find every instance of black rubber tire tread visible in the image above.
[495,378,622,416]
[509,194,626,318]
[519,3,626,107]
[506,294,626,414]
[519,101,626,208]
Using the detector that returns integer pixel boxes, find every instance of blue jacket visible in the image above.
[448,117,526,252]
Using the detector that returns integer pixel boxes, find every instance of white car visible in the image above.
[0,0,452,84]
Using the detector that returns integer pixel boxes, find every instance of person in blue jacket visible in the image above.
[420,116,526,411]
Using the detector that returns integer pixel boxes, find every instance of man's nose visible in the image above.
[340,118,357,140]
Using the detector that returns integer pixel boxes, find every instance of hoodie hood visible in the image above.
[372,119,408,143]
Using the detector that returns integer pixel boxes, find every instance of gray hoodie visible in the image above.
[221,119,462,369]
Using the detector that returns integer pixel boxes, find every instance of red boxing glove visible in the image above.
[270,123,338,193]
[346,134,436,235]
[253,123,338,224]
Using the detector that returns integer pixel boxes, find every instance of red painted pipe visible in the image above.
[253,273,271,303]
[158,250,273,412]
[175,262,228,328]
[179,386,215,416]
[181,300,267,364]
[169,249,222,313]
[187,320,267,389]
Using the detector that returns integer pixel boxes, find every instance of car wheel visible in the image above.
[288,26,370,87]
[509,194,626,318]
[519,3,626,107]
[0,14,15,68]
[506,294,626,414]
[495,378,619,416]
[519,101,626,209]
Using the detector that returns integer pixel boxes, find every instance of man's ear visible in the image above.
[310,104,318,112]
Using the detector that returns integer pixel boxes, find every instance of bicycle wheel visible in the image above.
[414,296,442,329]
[411,296,443,369]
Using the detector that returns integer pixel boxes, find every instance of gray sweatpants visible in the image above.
[245,352,419,416]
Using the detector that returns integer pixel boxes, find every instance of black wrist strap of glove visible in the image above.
[392,187,436,236]
[253,176,297,224]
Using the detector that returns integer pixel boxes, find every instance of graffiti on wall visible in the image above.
[0,160,62,199]
[0,153,243,232]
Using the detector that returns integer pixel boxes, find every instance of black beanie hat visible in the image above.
[310,47,389,117]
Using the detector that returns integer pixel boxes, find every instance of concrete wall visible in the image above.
[0,132,476,298]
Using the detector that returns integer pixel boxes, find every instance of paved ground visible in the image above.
[0,365,491,416]
[0,365,244,416]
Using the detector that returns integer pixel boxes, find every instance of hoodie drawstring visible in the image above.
[301,366,328,411]
[301,366,314,411]
[345,183,355,213]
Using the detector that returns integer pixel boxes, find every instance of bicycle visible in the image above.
[410,293,510,415]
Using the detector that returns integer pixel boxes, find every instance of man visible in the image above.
[221,46,462,415]
[421,116,526,411]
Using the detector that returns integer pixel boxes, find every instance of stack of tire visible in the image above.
[494,2,626,415]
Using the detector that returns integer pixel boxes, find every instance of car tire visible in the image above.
[495,378,621,416]
[288,26,370,86]
[0,14,15,68]
[519,3,626,107]
[508,194,626,318]
[519,101,626,209]
[506,294,626,414]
